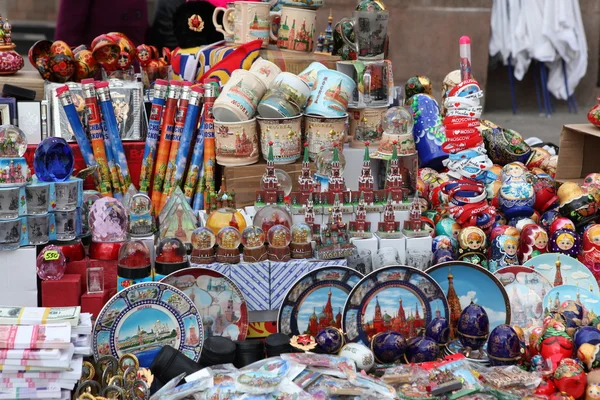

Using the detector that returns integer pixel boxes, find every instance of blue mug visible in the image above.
[305,69,356,117]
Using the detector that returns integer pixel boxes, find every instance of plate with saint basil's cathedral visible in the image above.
[277,266,363,336]
[342,266,449,346]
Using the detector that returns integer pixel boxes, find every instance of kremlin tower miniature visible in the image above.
[293,144,319,206]
[376,193,402,238]
[315,194,355,259]
[402,192,429,238]
[348,192,372,238]
[255,142,285,207]
[385,141,409,204]
[358,143,375,204]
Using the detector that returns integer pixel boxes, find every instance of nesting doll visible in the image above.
[488,234,519,272]
[457,226,488,268]
[539,317,574,372]
[558,182,598,232]
[541,210,560,233]
[550,228,581,258]
[435,217,457,238]
[532,173,559,213]
[498,162,536,219]
[550,217,576,236]
[519,224,549,263]
[581,224,600,279]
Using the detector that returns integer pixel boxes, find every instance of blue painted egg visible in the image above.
[457,302,489,352]
[405,335,439,363]
[487,324,523,366]
[574,327,600,353]
[371,331,407,364]
[426,317,450,346]
[315,327,344,354]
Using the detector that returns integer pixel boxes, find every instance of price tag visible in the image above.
[44,250,60,261]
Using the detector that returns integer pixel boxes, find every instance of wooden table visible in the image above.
[0,71,45,100]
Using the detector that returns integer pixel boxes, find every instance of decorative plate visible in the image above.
[494,266,553,329]
[543,284,600,318]
[524,253,600,294]
[425,261,511,334]
[93,282,203,368]
[278,266,363,337]
[160,267,248,341]
[342,266,449,346]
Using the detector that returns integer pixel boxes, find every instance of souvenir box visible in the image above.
[44,81,145,141]
[0,247,37,306]
[556,124,600,184]
[336,60,394,108]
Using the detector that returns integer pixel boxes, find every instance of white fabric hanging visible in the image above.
[543,0,588,100]
[525,0,556,63]
[510,0,532,80]
[489,0,510,64]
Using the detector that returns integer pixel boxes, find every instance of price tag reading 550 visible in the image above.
[44,250,60,261]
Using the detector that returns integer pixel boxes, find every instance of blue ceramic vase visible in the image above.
[371,331,407,364]
[487,324,523,366]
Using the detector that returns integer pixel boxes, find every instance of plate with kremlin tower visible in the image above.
[277,266,363,336]
[342,266,449,346]
[160,268,249,341]
[93,282,203,368]
[425,262,510,337]
[524,253,600,295]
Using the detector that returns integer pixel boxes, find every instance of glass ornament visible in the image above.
[82,190,101,236]
[158,187,198,243]
[253,204,292,234]
[268,224,291,248]
[191,227,216,250]
[383,106,413,135]
[241,226,265,249]
[118,240,151,268]
[206,207,247,235]
[291,222,312,244]
[88,197,128,242]
[36,244,67,280]
[33,137,74,182]
[260,169,293,196]
[315,147,346,177]
[217,226,241,250]
[127,193,155,236]
[155,237,187,263]
[0,125,27,158]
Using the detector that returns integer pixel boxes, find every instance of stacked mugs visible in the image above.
[270,0,323,53]
[213,59,356,166]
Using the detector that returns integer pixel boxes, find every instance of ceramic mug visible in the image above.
[305,69,356,117]
[214,118,260,166]
[257,115,303,164]
[340,11,389,60]
[249,58,282,89]
[348,106,386,149]
[271,7,317,52]
[213,69,267,122]
[212,2,236,44]
[214,1,272,47]
[298,61,328,88]
[257,72,311,118]
[305,113,347,159]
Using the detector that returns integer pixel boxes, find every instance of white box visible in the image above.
[0,247,37,306]
[376,234,407,264]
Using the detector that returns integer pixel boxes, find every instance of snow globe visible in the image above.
[216,226,241,264]
[314,146,346,192]
[253,205,292,234]
[290,222,313,259]
[34,137,74,182]
[267,224,291,262]
[81,190,101,238]
[36,244,66,280]
[0,125,31,187]
[154,237,189,280]
[261,168,293,197]
[88,197,128,260]
[206,207,247,235]
[373,106,415,158]
[241,225,267,262]
[127,193,155,236]
[117,240,152,291]
[190,227,216,264]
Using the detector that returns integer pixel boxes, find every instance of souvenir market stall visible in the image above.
[0,0,600,398]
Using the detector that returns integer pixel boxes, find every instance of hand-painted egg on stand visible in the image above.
[486,324,523,366]
[339,343,375,372]
[456,302,489,358]
[315,327,344,354]
[404,335,439,363]
[552,358,586,399]
[371,331,407,364]
[426,317,450,346]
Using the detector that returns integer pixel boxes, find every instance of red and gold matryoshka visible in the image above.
[581,224,600,277]
[136,44,153,67]
[519,224,549,263]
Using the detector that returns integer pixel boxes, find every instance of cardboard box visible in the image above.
[0,247,37,306]
[81,290,112,318]
[556,124,600,184]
